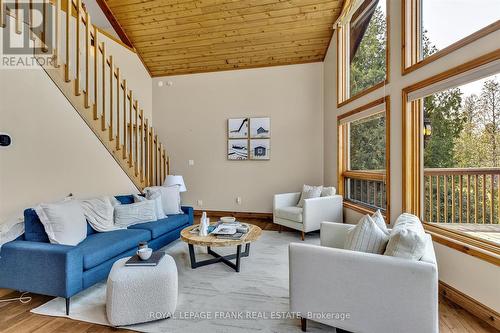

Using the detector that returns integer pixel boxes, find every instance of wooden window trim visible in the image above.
[402,0,500,75]
[338,96,391,222]
[336,0,390,108]
[402,49,500,264]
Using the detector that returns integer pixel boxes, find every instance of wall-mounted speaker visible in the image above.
[0,133,12,147]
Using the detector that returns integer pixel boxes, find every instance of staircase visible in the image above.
[0,0,168,190]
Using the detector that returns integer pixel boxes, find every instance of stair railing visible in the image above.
[0,0,169,189]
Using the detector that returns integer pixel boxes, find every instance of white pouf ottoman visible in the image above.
[106,254,178,326]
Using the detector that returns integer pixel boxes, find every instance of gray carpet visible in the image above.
[32,230,336,332]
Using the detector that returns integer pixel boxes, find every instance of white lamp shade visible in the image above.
[164,175,187,192]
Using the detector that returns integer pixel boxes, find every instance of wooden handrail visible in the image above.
[1,0,168,189]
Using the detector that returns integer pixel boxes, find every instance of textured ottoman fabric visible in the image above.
[106,255,178,326]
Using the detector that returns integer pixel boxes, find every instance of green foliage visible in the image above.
[423,89,465,168]
[349,114,386,170]
[349,4,386,97]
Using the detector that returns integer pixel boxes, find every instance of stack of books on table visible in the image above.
[212,222,249,240]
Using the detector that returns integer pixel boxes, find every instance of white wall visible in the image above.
[323,0,500,311]
[152,63,324,213]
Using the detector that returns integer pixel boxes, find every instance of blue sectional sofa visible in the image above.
[0,195,193,314]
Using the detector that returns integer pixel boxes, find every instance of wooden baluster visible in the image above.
[15,0,21,34]
[490,175,494,224]
[54,0,61,66]
[134,101,139,175]
[84,12,90,107]
[122,81,127,159]
[0,0,4,28]
[429,176,433,222]
[160,144,164,183]
[149,128,154,186]
[140,110,144,182]
[101,43,106,131]
[65,0,71,81]
[474,175,478,223]
[153,132,158,185]
[109,56,114,141]
[436,176,440,223]
[451,175,455,223]
[156,139,160,185]
[75,0,81,95]
[93,26,98,119]
[444,175,448,223]
[128,91,133,167]
[167,156,170,175]
[459,175,463,224]
[482,174,486,224]
[144,119,149,186]
[42,0,48,52]
[116,68,120,149]
[466,175,470,223]
[497,175,500,224]
[29,0,34,40]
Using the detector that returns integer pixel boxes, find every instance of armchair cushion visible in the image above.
[344,215,389,254]
[385,213,427,260]
[274,206,303,223]
[297,185,323,208]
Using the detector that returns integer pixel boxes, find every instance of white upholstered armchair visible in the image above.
[273,192,342,240]
[289,222,438,333]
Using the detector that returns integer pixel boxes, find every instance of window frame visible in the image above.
[402,0,500,75]
[336,0,390,108]
[402,50,500,266]
[338,96,391,221]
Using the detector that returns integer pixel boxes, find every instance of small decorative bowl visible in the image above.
[137,248,153,260]
[220,216,236,223]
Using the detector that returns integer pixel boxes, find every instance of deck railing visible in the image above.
[424,168,500,224]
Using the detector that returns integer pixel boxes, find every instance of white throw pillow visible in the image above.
[371,210,389,235]
[297,185,323,208]
[137,193,167,219]
[321,186,336,197]
[145,186,183,215]
[79,196,118,232]
[34,200,88,246]
[114,200,157,227]
[384,213,427,260]
[344,214,389,254]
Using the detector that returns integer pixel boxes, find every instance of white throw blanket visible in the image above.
[0,216,24,253]
[79,197,122,232]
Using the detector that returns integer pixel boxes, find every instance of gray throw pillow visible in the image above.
[297,185,323,208]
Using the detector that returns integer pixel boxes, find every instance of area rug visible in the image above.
[31,231,335,332]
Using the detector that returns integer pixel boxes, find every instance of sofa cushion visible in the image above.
[25,208,94,242]
[114,195,135,205]
[129,214,189,239]
[274,206,303,223]
[79,229,151,270]
[344,214,389,254]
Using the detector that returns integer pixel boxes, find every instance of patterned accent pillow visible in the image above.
[384,213,427,261]
[114,200,157,227]
[297,185,323,208]
[344,214,389,254]
[371,209,389,235]
[321,186,336,197]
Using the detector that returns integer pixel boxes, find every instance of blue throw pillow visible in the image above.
[24,209,50,242]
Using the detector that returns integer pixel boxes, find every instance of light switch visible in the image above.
[188,160,194,166]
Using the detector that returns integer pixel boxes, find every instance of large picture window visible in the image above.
[337,0,389,106]
[402,52,500,264]
[338,97,390,218]
[403,0,500,74]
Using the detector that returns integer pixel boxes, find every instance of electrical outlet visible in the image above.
[188,160,194,166]
[236,197,242,205]
[197,200,203,207]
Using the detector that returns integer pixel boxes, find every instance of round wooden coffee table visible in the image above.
[180,223,262,272]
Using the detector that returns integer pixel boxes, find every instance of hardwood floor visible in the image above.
[0,218,497,333]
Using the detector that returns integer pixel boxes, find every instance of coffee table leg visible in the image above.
[188,244,196,269]
[235,245,242,272]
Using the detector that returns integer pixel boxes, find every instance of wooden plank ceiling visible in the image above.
[104,0,344,77]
